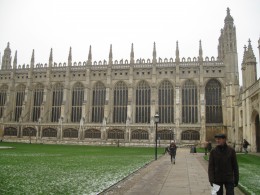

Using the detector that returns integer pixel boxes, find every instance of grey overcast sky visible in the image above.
[0,0,260,84]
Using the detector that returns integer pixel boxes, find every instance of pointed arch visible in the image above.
[158,80,174,123]
[23,127,36,136]
[85,129,101,139]
[113,81,128,123]
[107,129,124,139]
[42,128,57,137]
[182,80,198,123]
[92,82,106,123]
[136,80,151,123]
[181,130,200,140]
[71,82,84,122]
[131,129,149,140]
[205,79,223,123]
[63,128,78,138]
[4,127,17,136]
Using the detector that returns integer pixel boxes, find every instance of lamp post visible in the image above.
[29,129,32,144]
[154,113,159,160]
[169,128,172,144]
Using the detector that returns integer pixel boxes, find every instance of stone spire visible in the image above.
[246,39,256,60]
[13,50,17,69]
[87,45,92,65]
[199,40,203,60]
[49,48,53,67]
[242,39,257,89]
[68,47,72,66]
[109,44,113,65]
[130,43,134,64]
[242,45,247,63]
[1,42,12,70]
[30,49,35,68]
[219,7,238,84]
[175,41,180,62]
[224,7,234,24]
[152,42,157,63]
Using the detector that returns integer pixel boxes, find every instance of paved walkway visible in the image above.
[102,148,244,195]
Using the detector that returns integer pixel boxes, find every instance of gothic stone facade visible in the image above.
[0,8,241,147]
[236,38,260,152]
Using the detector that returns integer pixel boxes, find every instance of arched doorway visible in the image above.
[255,114,260,152]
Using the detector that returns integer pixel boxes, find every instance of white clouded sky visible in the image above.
[0,0,260,84]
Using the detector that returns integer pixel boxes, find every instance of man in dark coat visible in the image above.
[208,134,239,195]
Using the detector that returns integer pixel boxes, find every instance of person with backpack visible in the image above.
[169,141,177,164]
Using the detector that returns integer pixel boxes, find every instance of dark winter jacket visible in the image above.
[208,144,239,184]
[169,143,177,155]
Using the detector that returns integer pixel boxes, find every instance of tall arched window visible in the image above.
[0,85,8,118]
[136,81,151,123]
[182,80,198,123]
[113,81,128,123]
[92,82,106,123]
[32,84,44,122]
[158,80,174,123]
[51,83,63,122]
[205,79,223,123]
[71,82,84,122]
[15,84,26,122]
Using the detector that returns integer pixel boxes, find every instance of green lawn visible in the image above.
[237,154,260,195]
[0,142,164,195]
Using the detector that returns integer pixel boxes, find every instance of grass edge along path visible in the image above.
[0,142,164,195]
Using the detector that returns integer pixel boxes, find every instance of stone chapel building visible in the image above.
[0,8,259,151]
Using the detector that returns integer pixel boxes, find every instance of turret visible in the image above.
[49,48,53,68]
[87,45,92,65]
[68,47,72,66]
[242,39,257,89]
[152,42,157,64]
[199,40,203,61]
[1,42,12,70]
[109,44,113,65]
[13,50,17,70]
[30,49,35,69]
[241,45,247,89]
[175,41,180,62]
[218,8,238,84]
[130,43,134,64]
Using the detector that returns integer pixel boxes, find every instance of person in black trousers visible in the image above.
[169,141,177,164]
[208,134,239,195]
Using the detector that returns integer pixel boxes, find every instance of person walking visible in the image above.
[204,141,209,155]
[208,134,239,195]
[169,141,177,164]
[207,141,212,153]
[242,139,250,154]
